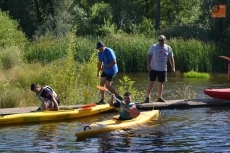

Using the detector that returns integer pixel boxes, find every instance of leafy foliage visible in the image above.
[34,0,74,38]
[183,71,210,78]
[117,75,143,102]
[138,17,156,37]
[0,11,27,48]
[47,27,78,105]
[0,46,24,70]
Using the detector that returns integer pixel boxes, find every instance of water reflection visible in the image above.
[117,72,230,100]
[33,123,59,151]
[1,108,230,152]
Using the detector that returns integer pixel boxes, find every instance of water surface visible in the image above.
[0,73,230,152]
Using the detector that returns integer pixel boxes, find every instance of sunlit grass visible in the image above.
[117,75,143,102]
[171,84,197,100]
[183,71,210,79]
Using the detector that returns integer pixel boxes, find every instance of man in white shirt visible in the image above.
[144,35,175,103]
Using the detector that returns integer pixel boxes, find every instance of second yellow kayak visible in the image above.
[75,110,159,138]
[0,104,112,125]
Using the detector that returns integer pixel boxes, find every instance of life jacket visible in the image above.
[36,86,57,102]
[119,102,135,120]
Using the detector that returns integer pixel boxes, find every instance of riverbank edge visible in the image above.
[1,98,230,115]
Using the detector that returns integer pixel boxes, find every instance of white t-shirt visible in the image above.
[148,44,173,71]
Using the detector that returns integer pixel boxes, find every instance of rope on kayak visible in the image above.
[84,125,91,131]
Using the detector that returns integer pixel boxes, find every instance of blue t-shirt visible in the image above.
[98,47,118,74]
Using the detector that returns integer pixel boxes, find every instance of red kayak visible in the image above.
[203,88,230,100]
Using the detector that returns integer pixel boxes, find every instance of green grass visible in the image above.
[183,71,210,78]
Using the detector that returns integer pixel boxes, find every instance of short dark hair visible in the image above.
[124,92,131,96]
[30,83,38,91]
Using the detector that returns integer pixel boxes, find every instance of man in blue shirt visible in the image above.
[96,41,122,104]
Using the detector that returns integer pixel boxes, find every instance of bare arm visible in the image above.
[147,54,152,71]
[97,61,102,77]
[169,57,175,72]
[109,94,115,107]
[102,60,117,71]
[106,60,116,68]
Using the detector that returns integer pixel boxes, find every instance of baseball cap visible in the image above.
[96,41,105,49]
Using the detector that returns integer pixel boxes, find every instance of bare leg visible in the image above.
[42,102,48,111]
[158,82,163,98]
[99,77,107,100]
[105,81,119,96]
[146,81,154,98]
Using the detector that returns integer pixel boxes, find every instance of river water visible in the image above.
[0,72,230,152]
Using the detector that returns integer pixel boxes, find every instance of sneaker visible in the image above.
[143,97,150,103]
[96,99,106,105]
[157,97,166,102]
[116,95,123,103]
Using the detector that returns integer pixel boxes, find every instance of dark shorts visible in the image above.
[101,72,116,81]
[48,97,60,108]
[149,70,167,82]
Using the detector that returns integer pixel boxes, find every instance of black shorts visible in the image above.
[101,72,116,81]
[48,97,60,108]
[149,70,167,82]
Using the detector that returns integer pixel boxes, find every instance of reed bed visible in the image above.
[25,33,224,73]
[0,32,227,108]
[168,38,218,73]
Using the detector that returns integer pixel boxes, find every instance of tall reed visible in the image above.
[24,38,68,63]
[168,38,219,72]
[25,33,224,73]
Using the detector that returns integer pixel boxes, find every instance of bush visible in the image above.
[0,46,24,70]
[0,10,27,48]
[138,17,156,37]
[97,20,117,36]
[183,70,210,78]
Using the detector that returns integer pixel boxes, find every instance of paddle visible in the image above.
[96,86,140,118]
[219,56,230,61]
[79,103,97,109]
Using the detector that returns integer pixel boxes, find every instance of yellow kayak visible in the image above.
[0,104,112,125]
[75,110,159,138]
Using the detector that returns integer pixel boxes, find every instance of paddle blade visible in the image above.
[79,103,97,109]
[127,108,140,118]
[219,56,230,61]
[97,86,108,92]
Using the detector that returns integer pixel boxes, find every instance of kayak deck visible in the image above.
[75,110,159,138]
[0,104,112,125]
[203,88,230,100]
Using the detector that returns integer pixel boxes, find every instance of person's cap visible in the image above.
[96,41,105,49]
[30,83,38,91]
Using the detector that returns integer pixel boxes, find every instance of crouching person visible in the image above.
[30,83,60,111]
